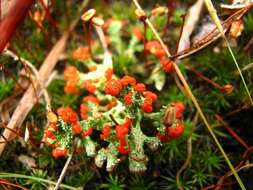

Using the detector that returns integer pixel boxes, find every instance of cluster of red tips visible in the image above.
[134,83,146,92]
[83,80,97,94]
[80,104,89,120]
[64,65,80,94]
[160,59,175,73]
[44,123,57,146]
[45,107,95,158]
[124,92,133,105]
[72,47,91,61]
[81,128,93,137]
[72,123,82,135]
[173,102,185,119]
[64,65,80,83]
[52,148,68,158]
[144,40,168,58]
[83,95,100,105]
[132,27,144,41]
[167,122,184,139]
[104,79,123,96]
[116,118,132,154]
[57,107,78,124]
[105,68,114,80]
[100,125,112,140]
[120,75,136,86]
[104,74,158,113]
[157,102,185,142]
[141,91,157,113]
[44,112,64,158]
[80,95,100,120]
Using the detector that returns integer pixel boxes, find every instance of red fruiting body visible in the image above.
[120,75,136,86]
[124,92,132,105]
[174,102,185,119]
[116,117,132,140]
[48,123,58,131]
[116,124,129,140]
[83,80,96,94]
[124,117,132,127]
[57,107,78,123]
[105,68,114,80]
[118,144,129,155]
[156,132,169,142]
[64,82,80,94]
[64,65,80,83]
[134,83,146,92]
[82,128,93,137]
[160,59,175,73]
[83,95,99,105]
[167,122,184,139]
[63,65,80,94]
[52,148,68,158]
[72,47,90,61]
[144,40,167,58]
[72,123,82,135]
[132,27,143,41]
[141,98,153,113]
[104,79,123,96]
[100,125,111,140]
[44,128,55,139]
[144,91,157,102]
[80,104,89,120]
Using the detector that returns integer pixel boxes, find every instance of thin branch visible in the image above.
[53,153,73,190]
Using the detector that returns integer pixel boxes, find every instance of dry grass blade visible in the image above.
[132,0,246,189]
[53,153,73,190]
[204,0,253,107]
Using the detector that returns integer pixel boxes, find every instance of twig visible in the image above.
[190,67,222,90]
[215,114,249,150]
[53,153,73,190]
